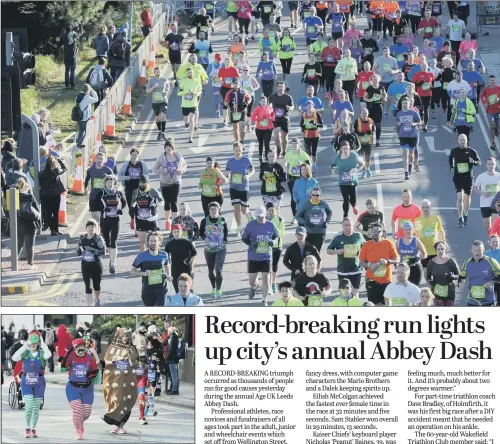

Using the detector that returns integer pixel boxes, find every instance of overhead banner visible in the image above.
[477,1,500,25]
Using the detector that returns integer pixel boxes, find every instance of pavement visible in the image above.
[1,374,195,443]
[2,6,498,306]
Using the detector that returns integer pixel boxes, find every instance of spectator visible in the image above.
[108,31,131,81]
[132,323,148,358]
[106,25,117,43]
[166,326,180,395]
[75,84,98,146]
[1,139,17,173]
[39,155,67,235]
[6,158,29,187]
[93,26,110,58]
[56,324,73,368]
[59,23,82,89]
[86,57,114,107]
[15,177,41,269]
[31,113,48,147]
[38,108,51,134]
[41,321,57,373]
[36,147,60,173]
[141,7,153,37]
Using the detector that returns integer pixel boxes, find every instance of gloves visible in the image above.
[117,209,123,215]
[407,257,419,266]
[77,247,83,256]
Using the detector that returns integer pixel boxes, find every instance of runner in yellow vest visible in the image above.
[272,281,304,306]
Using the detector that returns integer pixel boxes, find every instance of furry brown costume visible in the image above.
[101,328,139,427]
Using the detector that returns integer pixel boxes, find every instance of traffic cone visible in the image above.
[121,85,133,116]
[104,105,116,138]
[147,44,156,75]
[58,192,68,227]
[71,153,85,195]
[92,132,102,163]
[138,60,147,86]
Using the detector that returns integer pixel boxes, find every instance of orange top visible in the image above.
[360,239,399,284]
[384,1,400,20]
[336,0,352,13]
[229,42,244,55]
[370,1,385,18]
[392,203,423,239]
[316,1,329,10]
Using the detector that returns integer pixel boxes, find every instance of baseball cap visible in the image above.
[72,338,85,348]
[171,224,182,231]
[28,333,40,345]
[206,156,214,162]
[402,221,414,230]
[254,206,266,217]
[295,227,307,235]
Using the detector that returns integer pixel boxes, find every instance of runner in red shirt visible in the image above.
[412,59,435,131]
[321,39,342,98]
[391,188,423,239]
[218,56,240,127]
[480,75,500,150]
[356,61,375,102]
[418,9,439,39]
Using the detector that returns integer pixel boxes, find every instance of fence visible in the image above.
[79,7,170,171]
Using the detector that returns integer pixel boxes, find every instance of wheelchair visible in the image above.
[8,380,44,410]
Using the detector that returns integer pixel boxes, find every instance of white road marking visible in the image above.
[477,112,494,153]
[442,124,453,134]
[191,133,211,154]
[374,152,381,174]
[425,136,449,155]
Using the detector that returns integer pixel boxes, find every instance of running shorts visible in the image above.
[273,118,289,133]
[229,189,250,207]
[152,102,167,116]
[169,50,182,65]
[332,32,343,41]
[136,219,158,232]
[182,107,197,116]
[481,207,497,218]
[399,137,417,148]
[487,113,499,125]
[453,174,473,195]
[248,259,271,273]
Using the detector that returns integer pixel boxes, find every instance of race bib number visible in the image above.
[83,251,95,262]
[307,25,316,34]
[153,91,163,102]
[25,372,39,385]
[265,180,277,193]
[402,124,412,133]
[291,166,300,176]
[224,77,233,85]
[486,184,498,195]
[362,81,369,89]
[303,10,312,17]
[309,214,323,225]
[203,183,216,195]
[341,172,353,183]
[256,241,270,254]
[282,45,291,52]
[442,82,449,89]
[422,82,431,91]
[456,163,469,174]
[383,64,391,73]
[422,227,435,238]
[396,53,404,62]
[425,27,433,34]
[470,285,485,299]
[343,244,358,258]
[264,70,271,76]
[184,93,194,101]
[434,284,449,298]
[275,108,285,118]
[372,93,381,102]
[136,367,145,376]
[206,237,220,249]
[374,8,382,15]
[93,178,105,189]
[231,173,243,184]
[308,295,323,306]
[326,55,334,62]
[181,230,188,239]
[148,268,163,285]
[259,118,269,127]
[373,265,387,278]
[114,361,129,371]
[107,207,118,217]
[307,69,316,78]
[232,111,243,120]
[138,207,151,219]
[148,370,157,381]
[389,12,397,19]
[263,5,272,13]
[360,134,371,144]
[128,167,141,179]
[452,24,460,32]
[488,94,498,105]
[391,297,409,307]
[72,364,88,379]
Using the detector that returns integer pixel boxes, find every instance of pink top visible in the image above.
[402,35,414,48]
[342,29,363,46]
[459,40,477,57]
[251,105,275,130]
[237,1,252,19]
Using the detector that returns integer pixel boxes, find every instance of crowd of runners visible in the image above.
[1,319,188,440]
[11,1,499,307]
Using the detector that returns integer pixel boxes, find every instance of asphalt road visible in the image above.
[5,9,494,307]
[1,376,194,443]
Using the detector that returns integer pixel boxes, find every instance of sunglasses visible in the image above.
[312,194,320,197]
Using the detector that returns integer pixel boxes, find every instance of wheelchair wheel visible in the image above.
[8,381,17,409]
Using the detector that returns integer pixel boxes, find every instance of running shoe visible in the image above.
[139,418,148,425]
[249,285,257,299]
[352,205,359,215]
[212,288,217,297]
[188,138,193,143]
[323,91,329,99]
[216,109,221,118]
[415,165,421,172]
[25,428,31,438]
[261,298,268,306]
[30,429,37,438]
[360,171,366,179]
[153,411,158,417]
[156,132,161,141]
[404,172,409,181]
[76,432,83,440]
[366,169,372,178]
[457,217,464,228]
[224,122,230,128]
[251,35,255,40]
[291,218,297,225]
[109,264,116,274]
[491,143,497,150]
[446,121,452,127]
[271,284,277,293]
[216,289,223,297]
[130,218,135,230]
[423,126,428,132]
[236,227,242,237]
[95,299,101,307]
[165,221,171,231]
[246,213,253,222]
[463,215,468,226]
[376,141,380,147]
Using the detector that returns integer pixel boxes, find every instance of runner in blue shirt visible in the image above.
[297,84,324,112]
[396,96,421,181]
[225,142,255,236]
[242,206,278,306]
[304,9,323,45]
[390,37,410,70]
[387,71,408,117]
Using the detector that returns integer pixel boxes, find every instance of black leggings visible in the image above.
[370,109,383,140]
[431,87,441,109]
[409,15,421,34]
[421,96,431,126]
[41,194,60,232]
[287,177,298,216]
[304,137,319,157]
[255,128,272,158]
[441,90,452,121]
[81,261,103,293]
[125,186,137,218]
[205,249,226,290]
[340,184,357,217]
[409,263,422,286]
[322,65,336,93]
[383,18,395,36]
[100,217,120,249]
[17,218,37,265]
[161,184,180,212]
[201,194,223,217]
[238,18,250,34]
[306,232,326,253]
[343,80,356,104]
[317,9,328,28]
[261,79,275,98]
[358,144,372,164]
[280,58,293,75]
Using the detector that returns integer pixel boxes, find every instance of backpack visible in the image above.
[89,68,105,90]
[45,329,55,346]
[176,338,187,359]
[18,196,40,222]
[71,93,85,122]
[112,40,126,59]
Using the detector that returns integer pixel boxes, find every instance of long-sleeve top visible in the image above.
[302,62,322,82]
[78,90,99,122]
[152,152,187,186]
[335,57,358,81]
[293,177,319,211]
[12,342,52,362]
[251,105,275,130]
[77,234,106,261]
[283,241,322,273]
[39,160,67,198]
[256,60,277,80]
[448,146,480,176]
[199,216,229,243]
[259,162,287,196]
[296,200,332,234]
